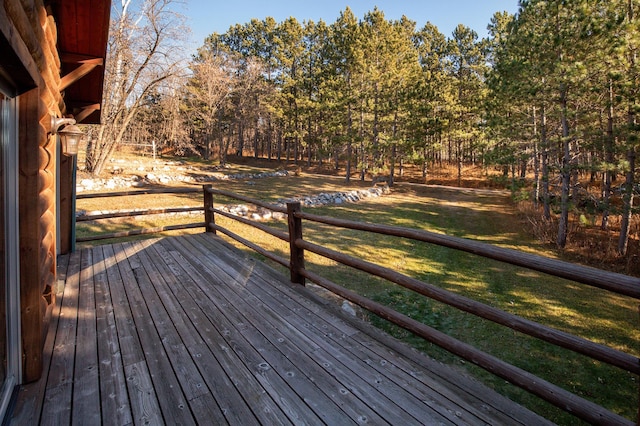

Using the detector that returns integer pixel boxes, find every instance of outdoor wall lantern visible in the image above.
[50,116,84,156]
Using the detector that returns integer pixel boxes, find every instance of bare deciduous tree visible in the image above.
[185,48,233,161]
[85,0,189,175]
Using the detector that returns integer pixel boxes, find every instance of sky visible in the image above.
[183,0,520,50]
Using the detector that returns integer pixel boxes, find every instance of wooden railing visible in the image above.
[76,184,640,425]
[201,185,640,426]
[75,187,204,242]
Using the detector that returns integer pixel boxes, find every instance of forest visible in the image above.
[85,0,639,256]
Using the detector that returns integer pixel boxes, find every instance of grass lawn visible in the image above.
[76,163,639,425]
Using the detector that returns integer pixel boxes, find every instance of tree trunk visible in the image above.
[532,106,540,207]
[456,139,462,187]
[389,107,398,186]
[422,145,428,179]
[220,134,229,165]
[372,81,380,168]
[601,79,615,230]
[359,105,366,181]
[345,142,351,183]
[389,143,396,186]
[618,149,635,255]
[267,116,273,160]
[205,131,211,161]
[618,0,637,255]
[254,125,259,158]
[557,86,571,249]
[277,131,282,161]
[540,104,551,220]
[345,103,353,183]
[237,122,244,157]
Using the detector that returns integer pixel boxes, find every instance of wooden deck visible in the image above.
[10,233,552,425]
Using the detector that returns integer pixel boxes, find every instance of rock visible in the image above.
[260,211,272,220]
[342,301,357,317]
[80,179,95,189]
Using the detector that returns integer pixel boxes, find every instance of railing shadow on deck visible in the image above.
[75,184,640,426]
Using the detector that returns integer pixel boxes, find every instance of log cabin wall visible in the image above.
[3,0,65,382]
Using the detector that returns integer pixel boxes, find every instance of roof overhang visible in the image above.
[49,0,111,124]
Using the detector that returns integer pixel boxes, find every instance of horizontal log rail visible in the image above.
[296,237,639,374]
[202,186,639,426]
[76,187,201,199]
[207,187,288,214]
[211,207,289,242]
[296,210,640,299]
[209,222,289,268]
[75,223,204,242]
[77,206,203,222]
[75,187,204,242]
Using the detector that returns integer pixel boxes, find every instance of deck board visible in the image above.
[11,233,554,425]
[93,245,132,426]
[40,250,81,425]
[169,235,439,425]
[72,248,101,425]
[113,242,195,425]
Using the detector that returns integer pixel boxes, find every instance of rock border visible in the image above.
[78,185,390,221]
[217,185,390,221]
[77,169,289,193]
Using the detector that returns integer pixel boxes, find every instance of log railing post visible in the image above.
[203,184,215,233]
[287,202,305,285]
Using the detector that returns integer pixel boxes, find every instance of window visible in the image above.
[0,87,21,420]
